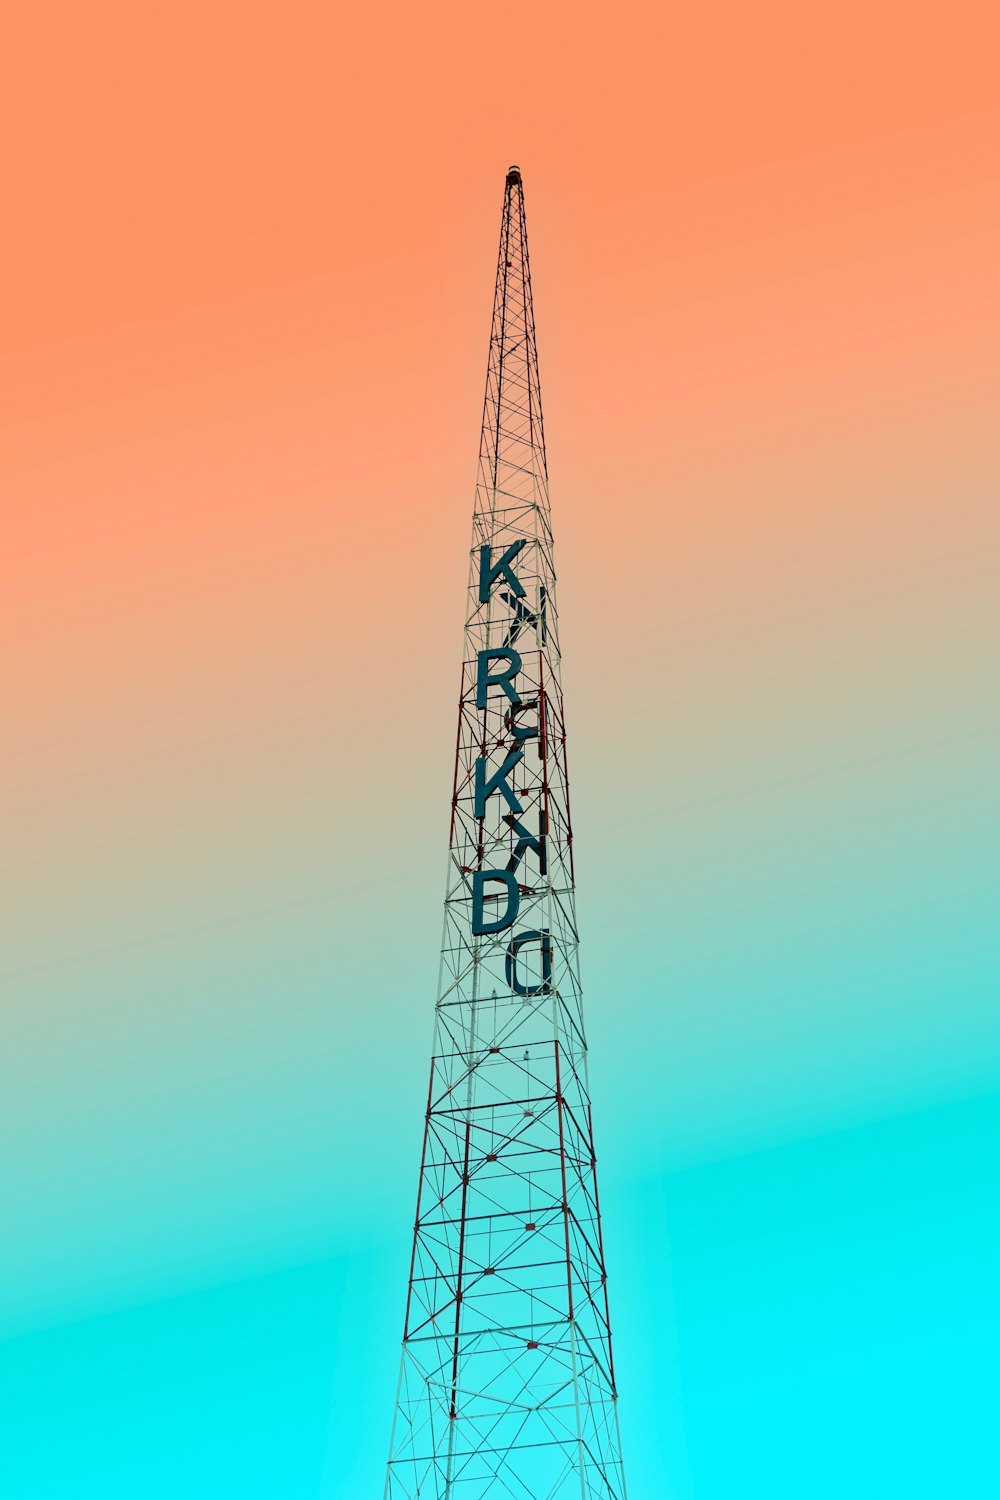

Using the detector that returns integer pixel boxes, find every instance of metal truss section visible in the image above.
[385,166,627,1500]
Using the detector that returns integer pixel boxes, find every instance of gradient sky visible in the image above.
[2,5,999,1497]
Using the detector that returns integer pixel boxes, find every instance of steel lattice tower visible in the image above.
[384,166,627,1500]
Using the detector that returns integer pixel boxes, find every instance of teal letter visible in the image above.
[476,648,522,709]
[506,813,547,876]
[504,698,540,742]
[479,540,527,603]
[475,750,523,818]
[471,870,520,935]
[506,929,553,996]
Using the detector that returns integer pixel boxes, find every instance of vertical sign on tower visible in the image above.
[384,166,628,1500]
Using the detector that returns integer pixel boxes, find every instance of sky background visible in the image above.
[2,4,999,1496]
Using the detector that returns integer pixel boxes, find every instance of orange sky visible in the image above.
[4,0,998,952]
[4,9,995,768]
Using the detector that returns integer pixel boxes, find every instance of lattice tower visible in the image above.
[384,165,628,1500]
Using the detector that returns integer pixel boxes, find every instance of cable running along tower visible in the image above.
[385,167,627,1500]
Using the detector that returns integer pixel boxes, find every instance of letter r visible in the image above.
[477,648,522,709]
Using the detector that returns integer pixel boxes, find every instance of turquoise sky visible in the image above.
[3,1094,999,1496]
[5,11,1000,1492]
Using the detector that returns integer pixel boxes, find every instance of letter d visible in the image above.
[471,870,521,936]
